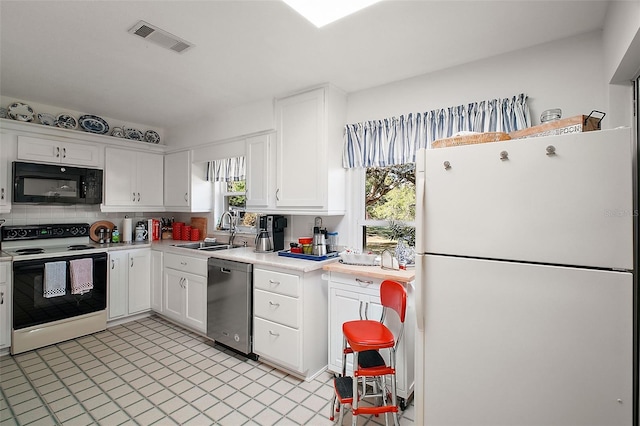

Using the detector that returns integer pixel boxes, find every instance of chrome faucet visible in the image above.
[220,211,236,246]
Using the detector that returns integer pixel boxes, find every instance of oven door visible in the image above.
[12,252,108,330]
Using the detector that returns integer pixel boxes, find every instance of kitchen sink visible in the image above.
[171,241,243,251]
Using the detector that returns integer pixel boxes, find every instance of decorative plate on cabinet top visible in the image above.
[124,128,144,141]
[37,113,57,126]
[56,113,78,129]
[111,126,125,138]
[144,130,160,144]
[79,115,109,134]
[8,102,35,122]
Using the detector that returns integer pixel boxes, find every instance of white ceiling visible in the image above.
[0,0,610,129]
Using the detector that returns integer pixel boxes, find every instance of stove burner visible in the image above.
[15,248,45,255]
[68,245,94,251]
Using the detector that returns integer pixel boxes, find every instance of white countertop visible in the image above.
[152,240,338,273]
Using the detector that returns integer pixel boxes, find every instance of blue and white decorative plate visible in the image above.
[8,102,35,122]
[79,115,109,134]
[124,128,144,141]
[37,113,57,126]
[56,113,78,129]
[144,130,160,144]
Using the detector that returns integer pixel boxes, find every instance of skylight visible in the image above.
[282,0,382,28]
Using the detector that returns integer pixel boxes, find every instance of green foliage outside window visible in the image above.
[226,180,246,208]
[364,164,416,252]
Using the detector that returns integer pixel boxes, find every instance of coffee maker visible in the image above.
[258,215,287,251]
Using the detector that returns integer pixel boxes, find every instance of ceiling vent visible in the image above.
[128,20,194,54]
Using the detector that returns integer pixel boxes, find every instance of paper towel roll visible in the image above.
[122,217,132,243]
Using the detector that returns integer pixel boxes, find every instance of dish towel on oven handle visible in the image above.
[69,258,93,295]
[44,261,67,298]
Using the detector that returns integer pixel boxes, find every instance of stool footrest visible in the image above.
[353,406,399,416]
[334,376,354,402]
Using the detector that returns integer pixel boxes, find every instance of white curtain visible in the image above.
[207,156,246,182]
[343,93,530,168]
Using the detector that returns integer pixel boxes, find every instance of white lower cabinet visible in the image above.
[162,253,207,333]
[0,261,12,349]
[150,250,163,313]
[327,272,415,406]
[108,249,151,320]
[253,266,327,380]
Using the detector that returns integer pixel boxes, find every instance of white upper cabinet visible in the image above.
[273,85,347,215]
[164,150,211,212]
[0,133,16,213]
[103,147,164,212]
[17,135,101,168]
[245,133,275,209]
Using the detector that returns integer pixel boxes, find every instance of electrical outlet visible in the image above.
[314,216,322,227]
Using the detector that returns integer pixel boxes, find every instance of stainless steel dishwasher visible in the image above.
[207,257,255,358]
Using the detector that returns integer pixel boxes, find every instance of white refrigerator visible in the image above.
[414,128,635,425]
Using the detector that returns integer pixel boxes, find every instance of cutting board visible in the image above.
[190,217,207,240]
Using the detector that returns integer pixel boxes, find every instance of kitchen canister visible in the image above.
[122,217,132,243]
[182,225,192,241]
[190,228,200,241]
[172,222,184,240]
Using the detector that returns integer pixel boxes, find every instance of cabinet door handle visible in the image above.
[184,192,188,202]
[137,192,141,202]
[1,188,4,200]
[358,301,364,319]
[1,291,4,305]
[363,302,369,320]
[131,258,134,267]
[180,261,187,266]
[268,279,280,286]
[132,192,136,202]
[56,147,60,158]
[111,259,115,269]
[268,330,280,337]
[62,147,66,158]
[356,278,373,286]
[269,301,280,308]
[275,188,280,201]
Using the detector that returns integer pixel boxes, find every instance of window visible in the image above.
[362,163,415,253]
[224,180,246,209]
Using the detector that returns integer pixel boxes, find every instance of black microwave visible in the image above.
[13,161,103,204]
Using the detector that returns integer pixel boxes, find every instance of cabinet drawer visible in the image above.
[329,272,382,290]
[253,317,300,369]
[254,289,299,329]
[164,253,207,276]
[254,268,299,297]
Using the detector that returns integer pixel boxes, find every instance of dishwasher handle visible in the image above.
[220,267,232,274]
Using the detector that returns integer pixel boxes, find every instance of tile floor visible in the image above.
[0,315,414,425]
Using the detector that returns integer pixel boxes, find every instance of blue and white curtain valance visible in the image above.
[207,156,246,182]
[343,93,530,168]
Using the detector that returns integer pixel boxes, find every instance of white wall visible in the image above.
[603,0,640,84]
[164,98,274,149]
[346,30,609,128]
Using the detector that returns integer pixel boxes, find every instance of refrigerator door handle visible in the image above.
[415,254,426,331]
[415,151,426,254]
